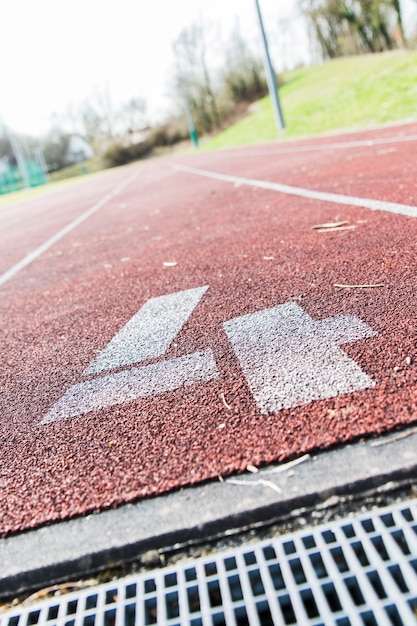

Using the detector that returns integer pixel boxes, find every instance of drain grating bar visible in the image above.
[1,499,416,625]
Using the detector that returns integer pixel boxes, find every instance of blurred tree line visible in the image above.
[3,2,415,177]
[300,0,406,58]
[0,87,149,173]
[1,21,268,173]
[170,21,267,137]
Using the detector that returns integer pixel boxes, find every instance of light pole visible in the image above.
[35,147,49,184]
[254,0,285,132]
[8,129,31,188]
[178,72,199,149]
[1,119,31,188]
[173,44,199,149]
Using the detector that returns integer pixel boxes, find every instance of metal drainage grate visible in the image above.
[1,500,417,626]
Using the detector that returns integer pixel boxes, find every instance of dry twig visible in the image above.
[227,478,282,494]
[334,283,384,289]
[21,580,98,606]
[220,392,232,410]
[262,454,310,475]
[312,221,348,230]
[369,427,417,447]
[316,226,356,233]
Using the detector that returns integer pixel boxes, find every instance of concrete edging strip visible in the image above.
[1,427,416,596]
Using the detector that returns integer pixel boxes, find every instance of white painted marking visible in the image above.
[174,164,417,219]
[40,285,379,424]
[223,302,377,414]
[216,133,417,158]
[85,286,209,374]
[41,350,218,424]
[0,172,137,287]
[41,286,216,423]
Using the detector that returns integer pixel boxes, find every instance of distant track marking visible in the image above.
[218,133,417,157]
[0,172,137,288]
[173,164,417,219]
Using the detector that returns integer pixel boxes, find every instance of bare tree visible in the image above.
[42,123,70,171]
[299,0,403,58]
[222,20,267,104]
[0,133,12,160]
[120,97,148,133]
[79,101,103,142]
[92,83,116,138]
[173,21,222,134]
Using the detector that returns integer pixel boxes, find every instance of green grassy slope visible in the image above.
[2,51,416,206]
[204,50,417,150]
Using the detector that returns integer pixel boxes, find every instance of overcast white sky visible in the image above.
[0,0,310,135]
[1,0,416,136]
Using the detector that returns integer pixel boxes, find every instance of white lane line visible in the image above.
[40,350,219,424]
[173,164,417,219]
[85,286,209,375]
[215,133,417,158]
[0,171,137,288]
[223,302,377,415]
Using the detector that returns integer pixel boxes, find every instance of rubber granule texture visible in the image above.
[1,125,416,535]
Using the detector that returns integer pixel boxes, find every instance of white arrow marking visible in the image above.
[40,285,216,424]
[223,302,377,414]
[41,350,218,424]
[40,289,379,424]
[85,286,209,374]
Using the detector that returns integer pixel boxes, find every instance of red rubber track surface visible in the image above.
[1,124,416,535]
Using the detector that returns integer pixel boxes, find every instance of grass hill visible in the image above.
[2,50,417,209]
[203,50,417,150]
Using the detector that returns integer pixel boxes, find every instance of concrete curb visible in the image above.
[1,426,416,597]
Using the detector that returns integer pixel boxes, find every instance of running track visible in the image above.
[1,123,416,535]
